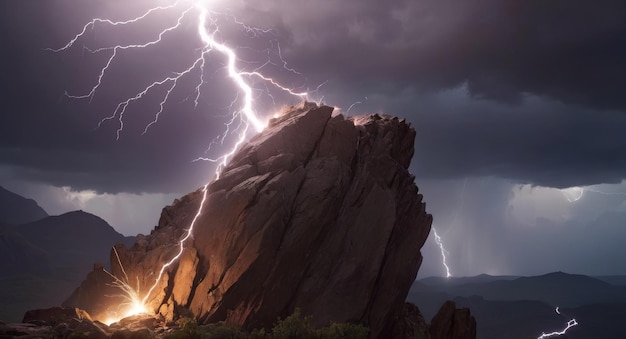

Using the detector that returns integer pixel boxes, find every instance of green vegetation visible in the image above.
[164,308,368,339]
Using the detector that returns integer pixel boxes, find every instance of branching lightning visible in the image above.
[536,306,579,339]
[432,227,452,278]
[52,0,310,323]
[537,319,578,339]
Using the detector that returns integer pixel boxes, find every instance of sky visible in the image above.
[1,0,626,277]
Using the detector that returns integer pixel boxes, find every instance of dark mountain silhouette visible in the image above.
[0,206,136,322]
[13,210,135,279]
[0,224,52,276]
[0,186,48,224]
[409,272,626,339]
[453,272,623,307]
[413,272,624,309]
[595,275,626,286]
[419,274,520,287]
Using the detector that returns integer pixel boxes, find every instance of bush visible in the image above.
[271,308,369,339]
[206,322,248,339]
[271,308,317,339]
[317,322,369,339]
[164,309,370,339]
[164,317,207,339]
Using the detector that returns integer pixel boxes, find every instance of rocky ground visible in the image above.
[1,302,475,339]
[1,307,170,339]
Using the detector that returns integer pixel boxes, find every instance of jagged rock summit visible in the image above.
[65,102,433,337]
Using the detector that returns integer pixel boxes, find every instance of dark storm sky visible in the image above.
[1,0,626,277]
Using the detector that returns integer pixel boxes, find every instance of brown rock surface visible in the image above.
[429,301,477,339]
[12,307,165,338]
[390,302,430,339]
[65,102,433,338]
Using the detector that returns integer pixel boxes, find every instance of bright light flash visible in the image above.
[52,0,310,322]
[560,185,626,203]
[560,187,584,202]
[537,319,578,339]
[432,227,452,278]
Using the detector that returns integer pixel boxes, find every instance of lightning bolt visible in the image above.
[432,227,452,278]
[429,179,468,278]
[537,319,578,339]
[51,0,311,323]
[536,306,578,339]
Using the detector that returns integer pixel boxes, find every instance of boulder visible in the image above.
[390,302,430,339]
[65,102,433,338]
[429,301,477,339]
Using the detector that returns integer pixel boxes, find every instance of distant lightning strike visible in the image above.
[536,306,578,339]
[432,227,452,278]
[430,179,468,278]
[52,0,309,322]
[537,319,578,339]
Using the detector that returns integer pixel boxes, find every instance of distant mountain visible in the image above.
[0,186,48,224]
[454,296,563,339]
[414,272,625,308]
[408,272,626,339]
[419,274,520,287]
[0,224,52,276]
[0,210,136,322]
[13,210,135,279]
[594,275,626,286]
[456,272,623,307]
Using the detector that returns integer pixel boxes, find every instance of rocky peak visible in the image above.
[65,102,433,338]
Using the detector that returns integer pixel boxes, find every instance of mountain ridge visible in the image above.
[0,185,48,225]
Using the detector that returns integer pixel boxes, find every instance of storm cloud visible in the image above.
[1,0,626,275]
[2,0,625,194]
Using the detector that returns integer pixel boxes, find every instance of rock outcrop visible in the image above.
[65,102,433,338]
[3,307,168,338]
[429,301,477,339]
[390,302,430,339]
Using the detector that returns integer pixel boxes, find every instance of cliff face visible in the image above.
[65,102,432,337]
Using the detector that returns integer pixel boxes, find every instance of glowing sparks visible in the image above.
[142,183,209,306]
[432,227,452,278]
[52,0,309,322]
[537,319,578,339]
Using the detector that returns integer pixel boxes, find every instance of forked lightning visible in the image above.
[52,0,308,323]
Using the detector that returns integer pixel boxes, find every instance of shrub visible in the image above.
[317,322,369,339]
[164,317,207,339]
[163,310,370,339]
[206,322,248,339]
[271,308,317,339]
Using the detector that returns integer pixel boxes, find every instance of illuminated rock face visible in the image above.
[66,102,432,337]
